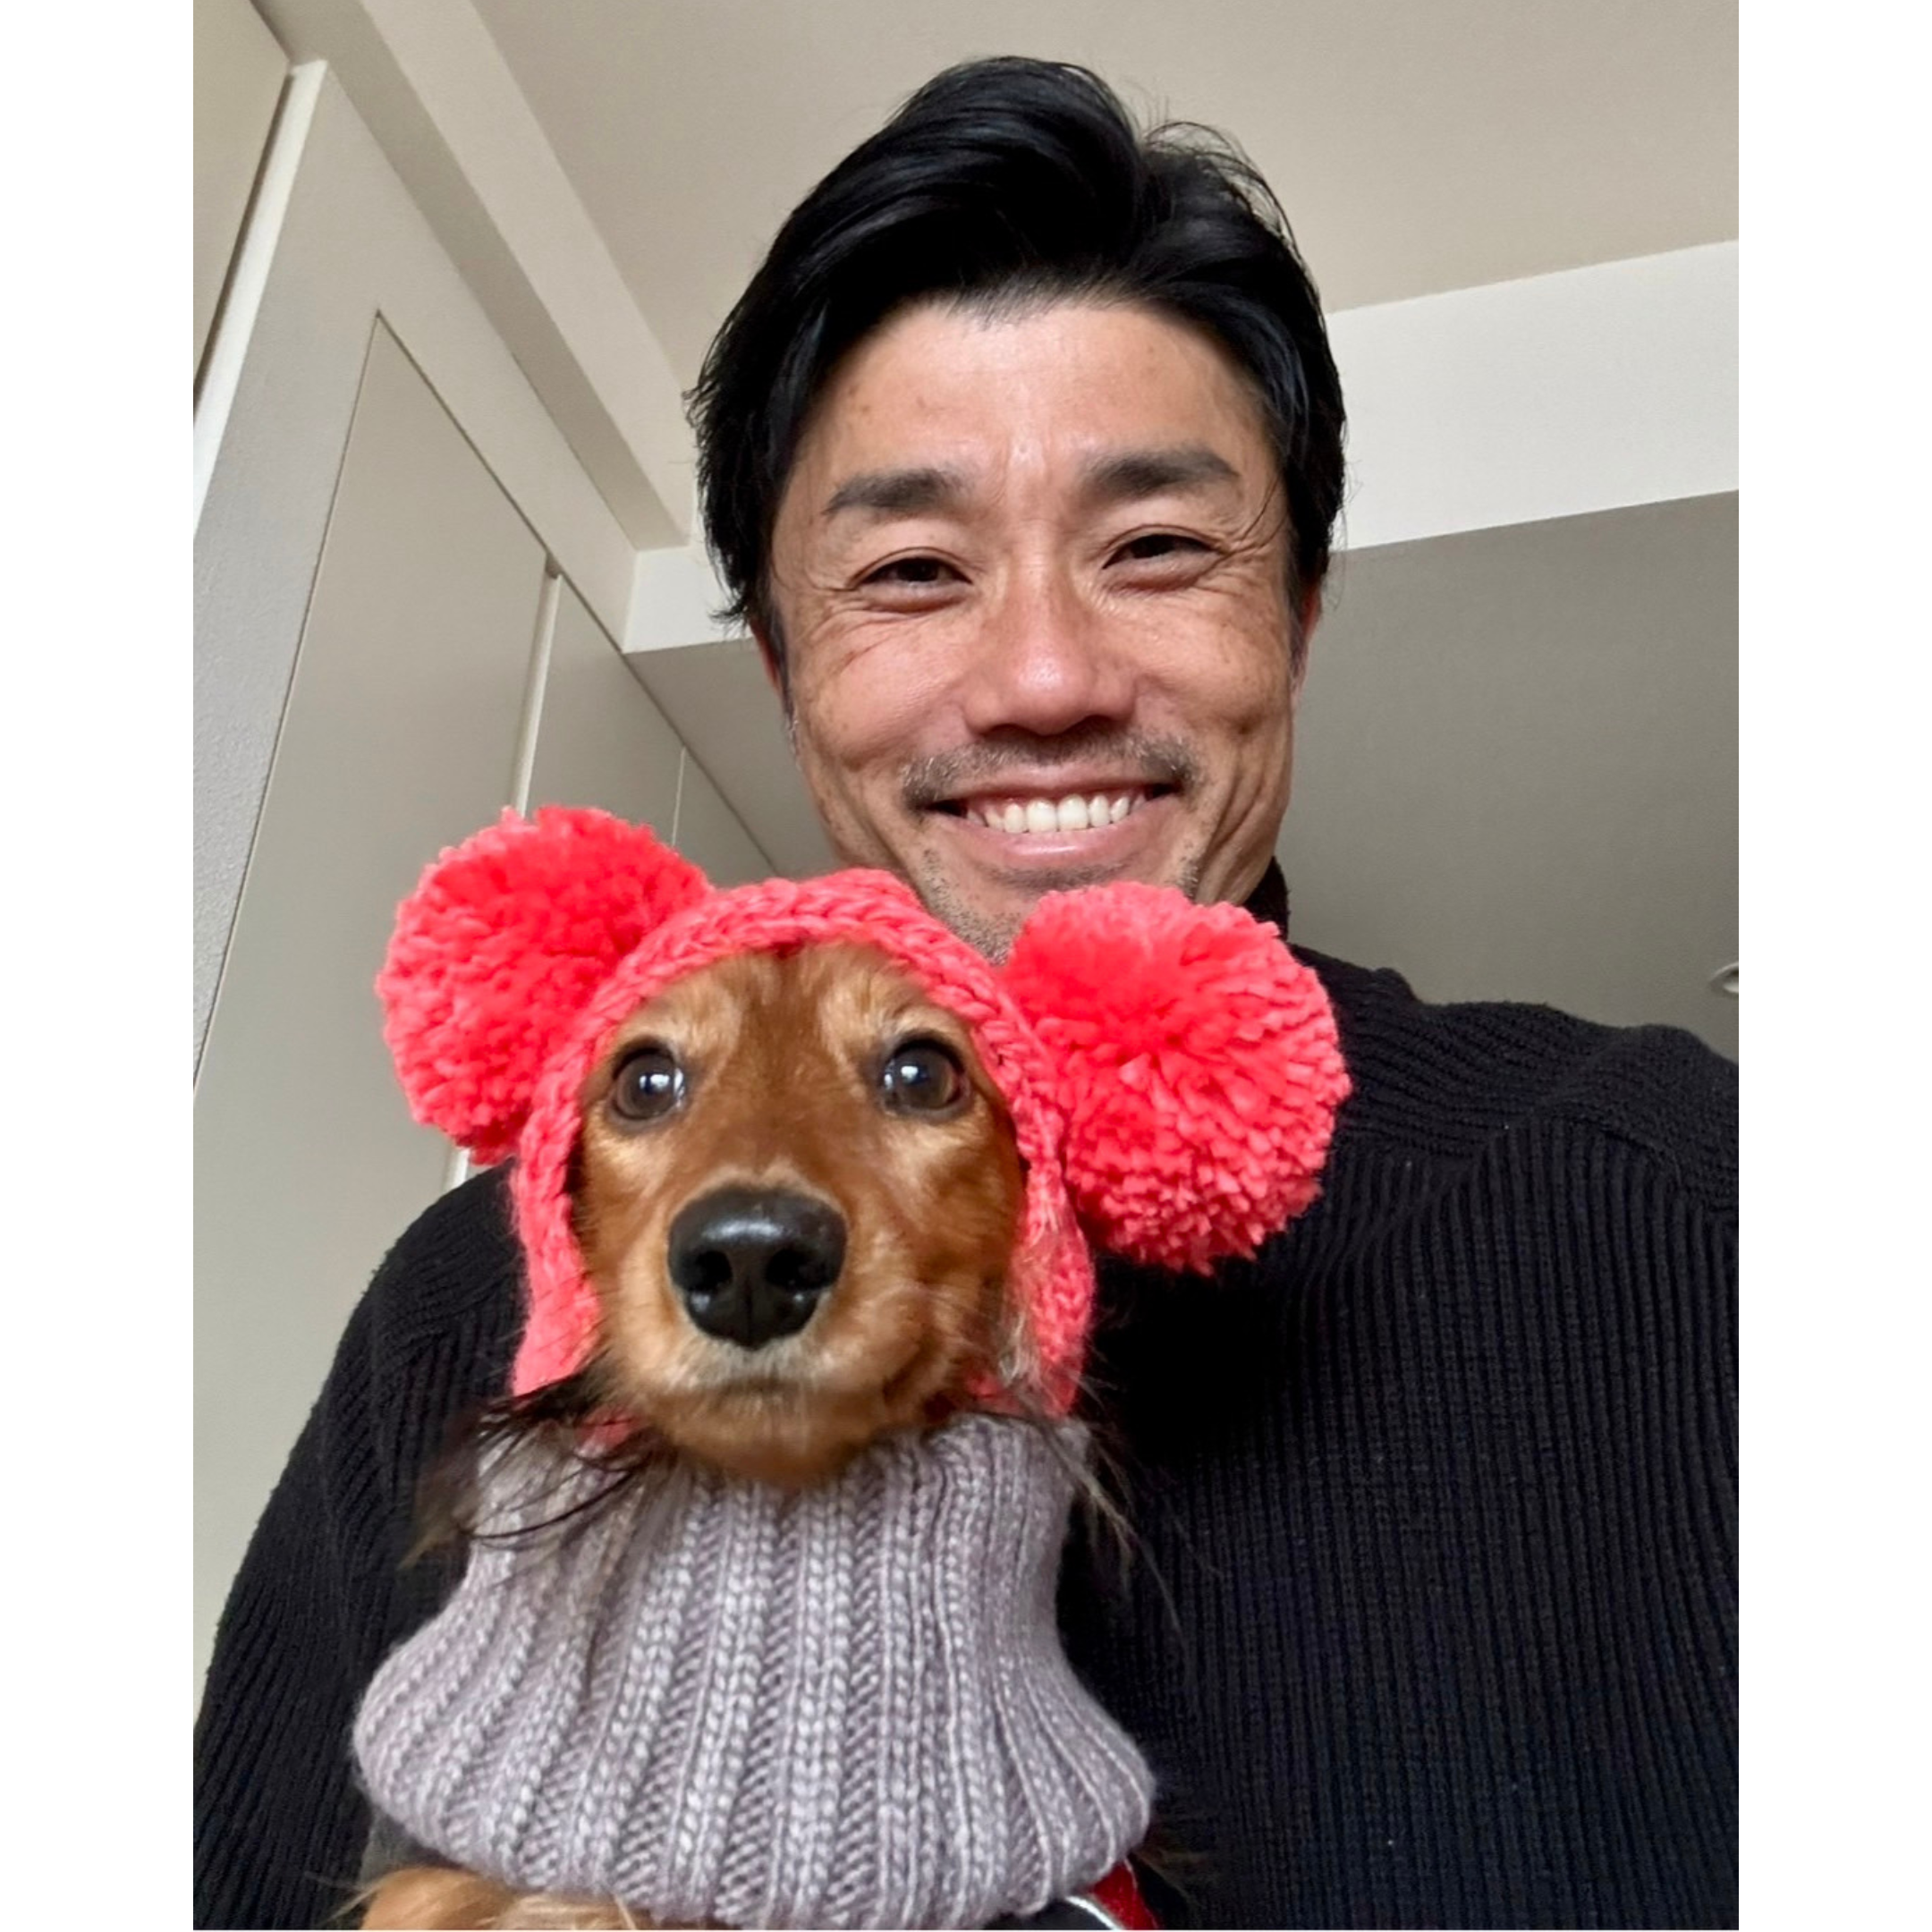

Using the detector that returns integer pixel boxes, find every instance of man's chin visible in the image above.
[904,819,1199,959]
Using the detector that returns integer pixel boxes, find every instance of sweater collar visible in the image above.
[354,1417,1151,1926]
[1241,859,1290,938]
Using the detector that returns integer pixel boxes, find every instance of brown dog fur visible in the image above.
[362,943,1026,1928]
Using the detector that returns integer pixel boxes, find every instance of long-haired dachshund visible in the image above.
[362,941,1028,1929]
[353,809,1345,1931]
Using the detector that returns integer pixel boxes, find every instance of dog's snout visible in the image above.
[667,1187,848,1350]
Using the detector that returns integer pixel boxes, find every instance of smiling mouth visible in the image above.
[931,784,1173,835]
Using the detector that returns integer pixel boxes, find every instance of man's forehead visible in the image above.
[809,301,1267,439]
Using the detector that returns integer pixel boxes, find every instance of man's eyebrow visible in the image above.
[1080,444,1242,504]
[821,466,968,520]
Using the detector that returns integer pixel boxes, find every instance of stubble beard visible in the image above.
[911,844,1207,962]
[892,725,1207,959]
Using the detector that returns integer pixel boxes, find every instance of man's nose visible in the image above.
[955,564,1134,740]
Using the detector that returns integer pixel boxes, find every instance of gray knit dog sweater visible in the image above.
[352,1415,1153,1928]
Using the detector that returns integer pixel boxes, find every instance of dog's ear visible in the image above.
[377,807,708,1163]
[1001,884,1351,1272]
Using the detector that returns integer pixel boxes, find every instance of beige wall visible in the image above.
[194,0,286,379]
[1284,495,1737,1060]
[192,71,771,1698]
[194,322,771,1695]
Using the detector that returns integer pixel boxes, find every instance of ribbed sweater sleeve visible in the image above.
[193,1171,523,1929]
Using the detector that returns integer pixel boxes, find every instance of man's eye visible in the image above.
[865,555,957,587]
[1112,532,1211,565]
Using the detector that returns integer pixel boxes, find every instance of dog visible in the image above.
[351,808,1344,1932]
[361,940,1030,1928]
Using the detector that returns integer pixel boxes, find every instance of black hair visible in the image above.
[690,56,1346,680]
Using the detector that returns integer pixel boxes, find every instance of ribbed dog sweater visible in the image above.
[194,869,1738,1929]
[353,1419,1150,1926]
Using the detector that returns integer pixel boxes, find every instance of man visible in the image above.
[195,58,1736,1929]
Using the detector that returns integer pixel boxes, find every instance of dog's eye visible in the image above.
[878,1037,968,1117]
[607,1045,685,1123]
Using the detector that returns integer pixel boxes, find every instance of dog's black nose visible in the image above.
[666,1187,847,1350]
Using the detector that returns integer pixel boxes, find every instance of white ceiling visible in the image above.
[472,0,1735,390]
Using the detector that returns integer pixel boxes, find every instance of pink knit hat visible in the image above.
[378,807,1350,1415]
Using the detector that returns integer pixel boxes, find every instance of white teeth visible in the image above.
[964,790,1150,833]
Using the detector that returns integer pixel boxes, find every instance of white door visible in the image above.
[194,324,550,1690]
[193,72,771,1695]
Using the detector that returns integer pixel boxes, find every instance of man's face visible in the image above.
[766,298,1311,957]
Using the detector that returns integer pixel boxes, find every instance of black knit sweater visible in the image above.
[193,872,1737,1928]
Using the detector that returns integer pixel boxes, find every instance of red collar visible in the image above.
[1088,1860,1158,1928]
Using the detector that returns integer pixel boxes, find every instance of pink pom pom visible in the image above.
[1003,884,1351,1271]
[377,808,708,1162]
